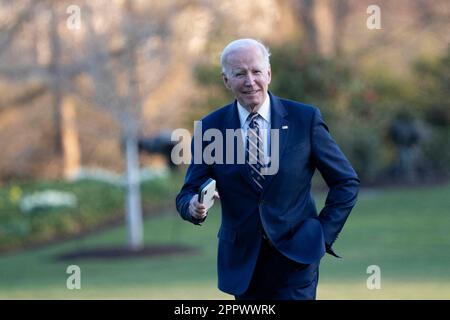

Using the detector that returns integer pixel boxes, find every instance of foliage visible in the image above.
[189,63,232,125]
[333,120,386,184]
[270,45,353,120]
[0,174,181,252]
[419,126,450,178]
[411,47,450,178]
[413,46,450,127]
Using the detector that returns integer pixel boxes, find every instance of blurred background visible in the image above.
[0,0,449,299]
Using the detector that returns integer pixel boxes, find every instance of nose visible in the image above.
[244,74,255,86]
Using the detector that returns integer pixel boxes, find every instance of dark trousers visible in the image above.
[235,238,320,300]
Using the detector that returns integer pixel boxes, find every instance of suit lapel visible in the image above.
[261,93,289,194]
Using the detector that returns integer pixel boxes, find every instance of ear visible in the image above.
[222,73,231,90]
[267,67,272,85]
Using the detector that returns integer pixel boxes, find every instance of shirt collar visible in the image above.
[236,93,271,127]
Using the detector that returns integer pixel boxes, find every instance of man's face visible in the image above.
[222,46,271,112]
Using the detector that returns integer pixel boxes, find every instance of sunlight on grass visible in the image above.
[0,183,449,299]
[1,281,449,300]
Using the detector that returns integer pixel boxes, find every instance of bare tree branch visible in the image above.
[0,84,48,111]
[0,0,42,54]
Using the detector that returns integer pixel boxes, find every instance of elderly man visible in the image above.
[176,38,359,300]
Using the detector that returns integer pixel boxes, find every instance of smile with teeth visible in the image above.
[243,90,259,94]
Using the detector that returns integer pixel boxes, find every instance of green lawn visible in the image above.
[0,183,449,299]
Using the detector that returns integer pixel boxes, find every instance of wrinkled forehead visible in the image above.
[226,46,267,69]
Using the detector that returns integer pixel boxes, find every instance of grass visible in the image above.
[0,182,449,299]
[0,172,182,251]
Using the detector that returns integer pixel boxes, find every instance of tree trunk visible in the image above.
[49,8,63,155]
[61,96,81,180]
[124,130,143,250]
[123,0,143,251]
[314,0,334,57]
[296,0,319,54]
[332,0,350,57]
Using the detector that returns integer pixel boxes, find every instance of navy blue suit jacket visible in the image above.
[176,93,359,295]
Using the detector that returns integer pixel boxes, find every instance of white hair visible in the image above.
[220,38,271,76]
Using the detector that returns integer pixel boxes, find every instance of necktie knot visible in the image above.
[248,112,259,129]
[248,112,259,120]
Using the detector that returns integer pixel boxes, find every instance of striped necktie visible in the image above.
[246,112,265,190]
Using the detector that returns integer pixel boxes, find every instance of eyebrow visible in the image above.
[232,67,262,73]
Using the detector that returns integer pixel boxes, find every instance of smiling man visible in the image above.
[221,40,271,112]
[176,38,360,300]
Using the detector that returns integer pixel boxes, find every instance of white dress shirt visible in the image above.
[237,94,271,162]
